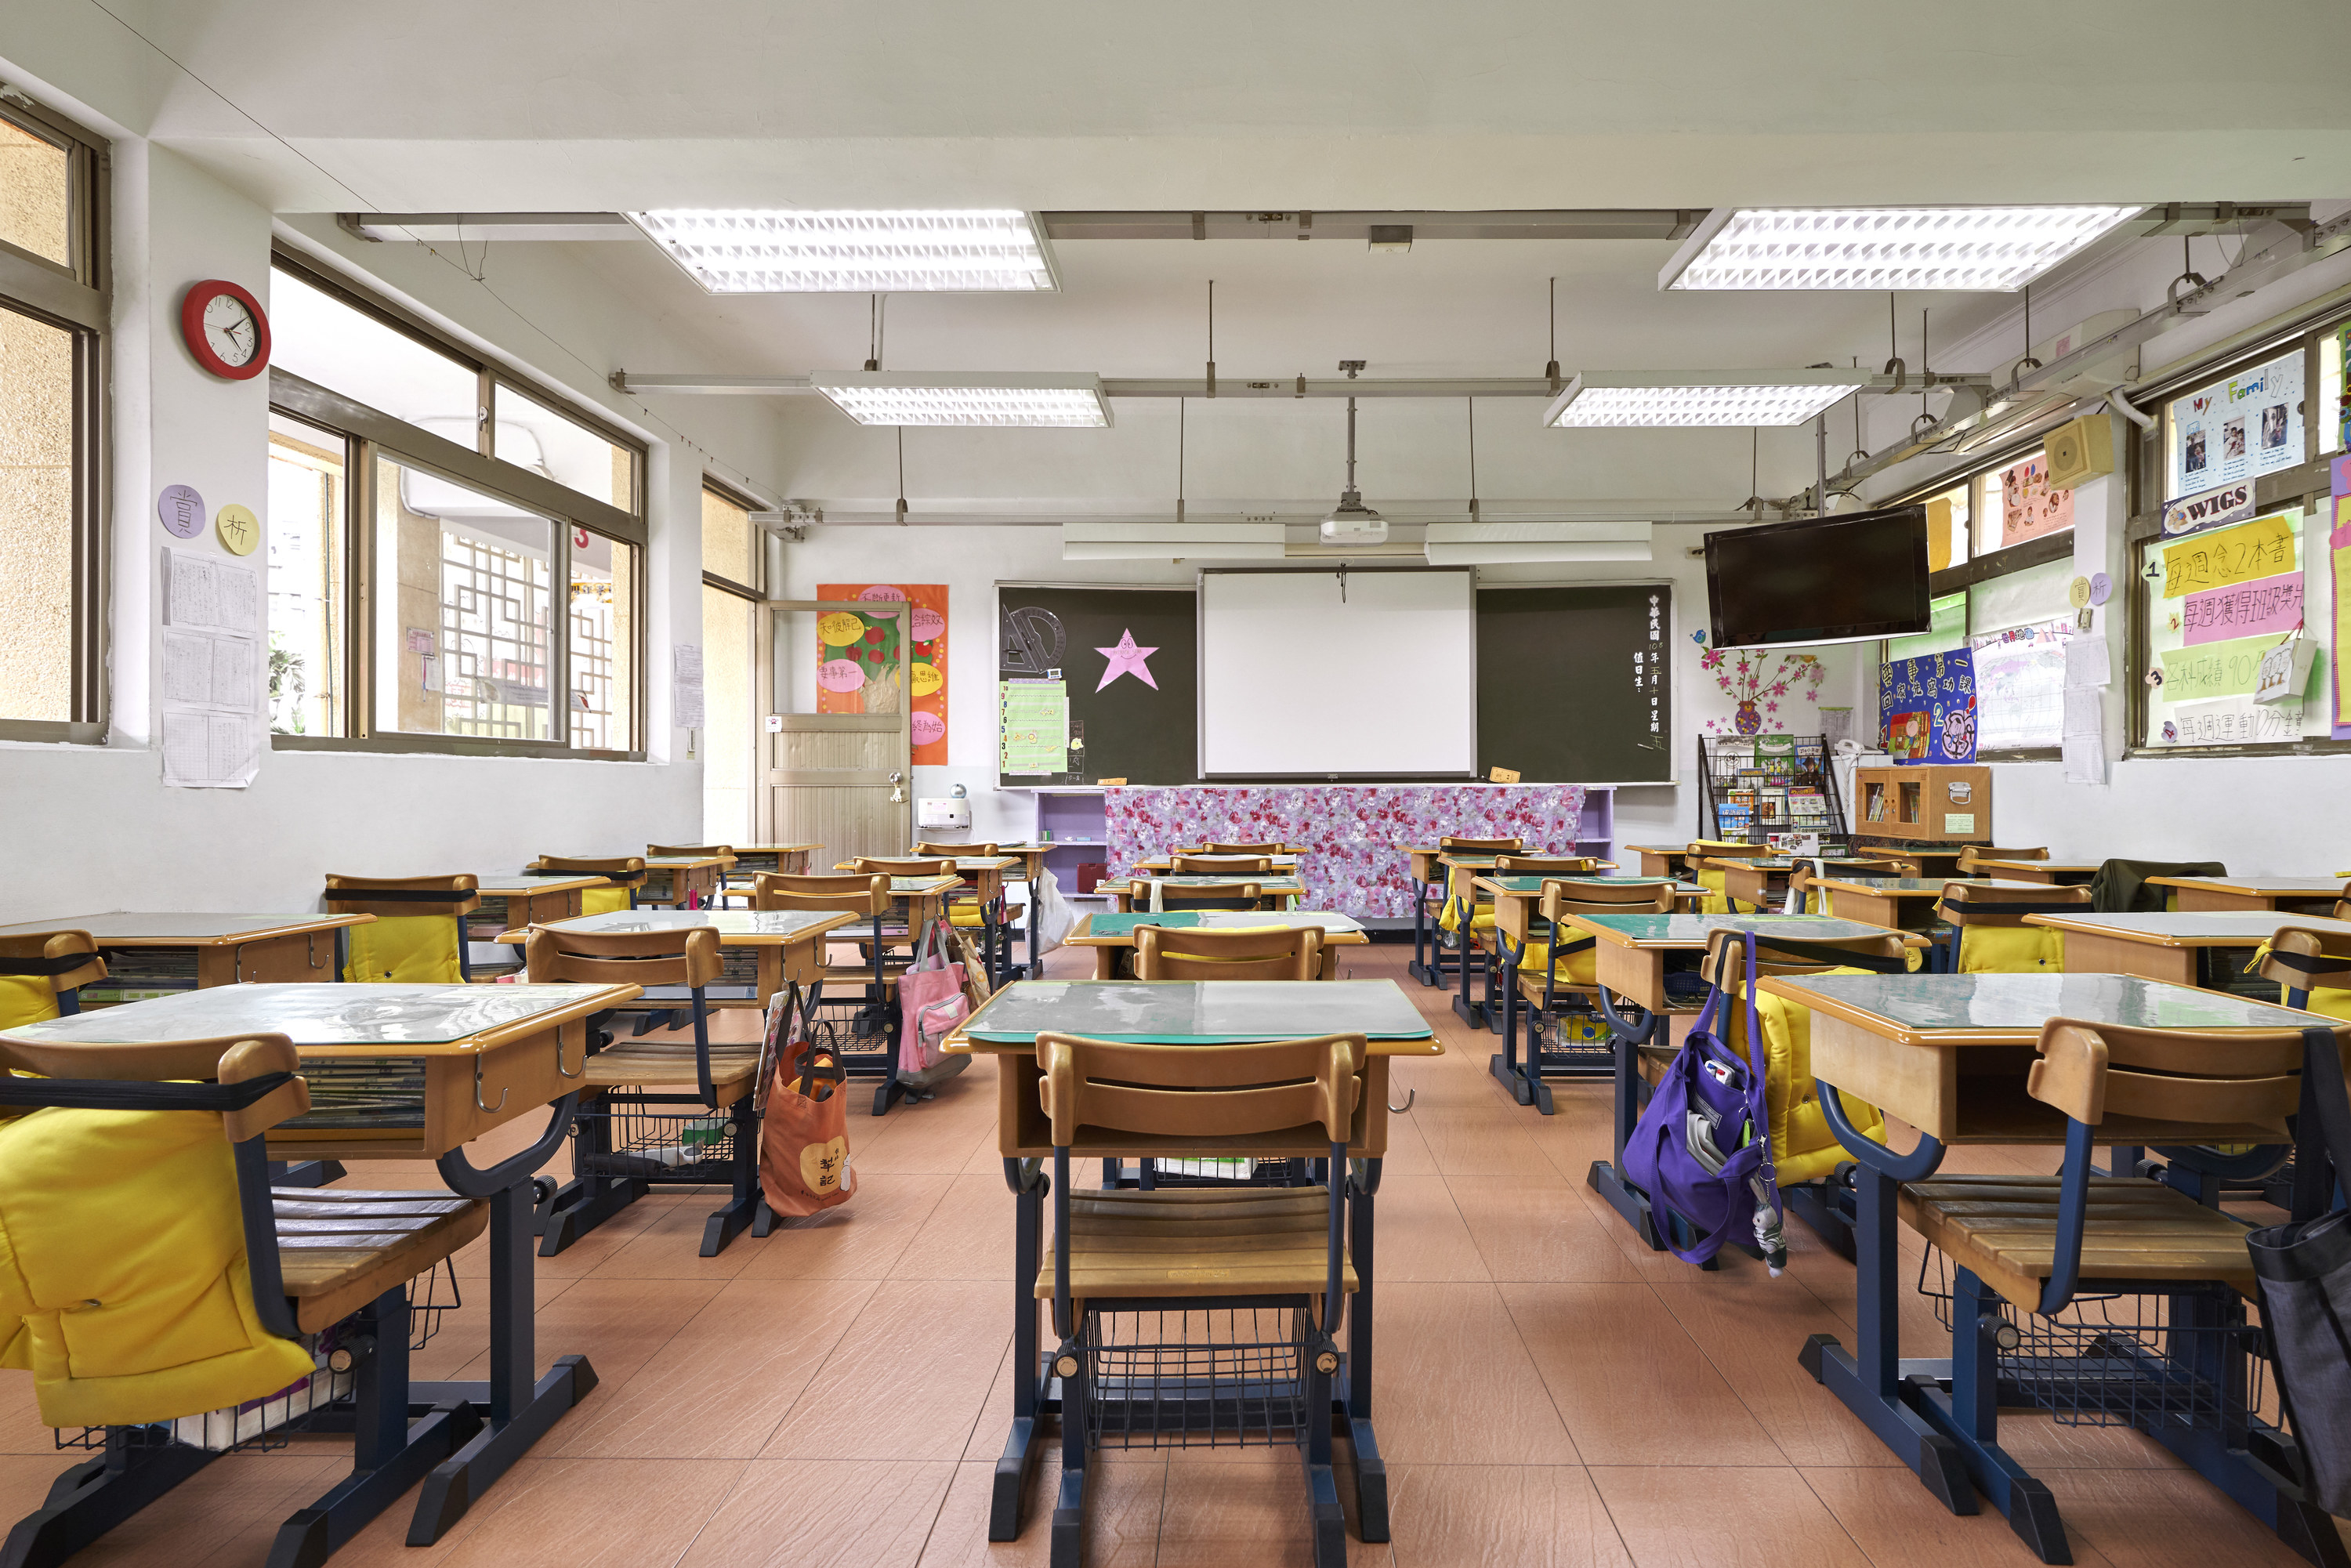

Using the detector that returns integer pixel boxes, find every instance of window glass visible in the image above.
[2139,502,2333,748]
[494,382,636,513]
[569,527,635,751]
[1970,448,2069,556]
[266,411,346,734]
[703,585,755,841]
[1969,554,2073,636]
[1925,483,1968,573]
[0,302,74,722]
[2164,348,2304,501]
[1887,592,1966,661]
[375,456,552,741]
[0,115,71,268]
[2323,325,2346,458]
[271,268,480,432]
[702,483,755,587]
[1969,619,2072,751]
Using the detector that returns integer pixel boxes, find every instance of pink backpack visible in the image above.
[897,920,970,1075]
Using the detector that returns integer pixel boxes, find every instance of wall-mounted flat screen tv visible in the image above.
[1705,505,1930,648]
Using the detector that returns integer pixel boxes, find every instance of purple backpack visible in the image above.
[1622,934,1787,1271]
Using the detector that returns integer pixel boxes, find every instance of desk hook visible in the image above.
[1387,1087,1415,1114]
[555,1026,584,1079]
[473,1053,510,1114]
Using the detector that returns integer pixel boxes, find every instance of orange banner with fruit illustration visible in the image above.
[816,584,948,764]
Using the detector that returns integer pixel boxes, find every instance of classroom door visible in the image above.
[759,599,912,863]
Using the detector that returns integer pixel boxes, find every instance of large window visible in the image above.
[268,252,647,756]
[0,101,105,741]
[702,482,762,842]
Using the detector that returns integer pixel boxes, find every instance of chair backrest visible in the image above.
[855,856,955,878]
[2259,924,2351,1000]
[754,873,889,917]
[1133,923,1324,981]
[323,872,481,918]
[1037,1030,1366,1146]
[0,1031,309,1145]
[649,844,736,864]
[1173,853,1273,875]
[1154,880,1264,910]
[1689,840,1768,859]
[2028,1018,2303,1137]
[1958,845,2049,873]
[1201,842,1287,856]
[915,842,996,857]
[0,930,106,1024]
[1440,835,1520,853]
[1938,881,2091,927]
[1496,855,1598,875]
[951,929,994,1006]
[1700,928,1912,988]
[523,923,722,989]
[535,855,648,889]
[1541,879,1675,920]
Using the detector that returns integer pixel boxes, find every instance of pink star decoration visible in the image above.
[1096,628,1159,691]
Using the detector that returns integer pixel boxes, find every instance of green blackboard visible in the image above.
[997,585,1199,785]
[1476,584,1673,783]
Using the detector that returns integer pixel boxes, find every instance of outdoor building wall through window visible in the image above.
[266,412,346,735]
[701,480,762,842]
[571,528,636,752]
[0,302,75,724]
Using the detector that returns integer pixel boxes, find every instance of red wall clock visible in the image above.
[180,279,270,379]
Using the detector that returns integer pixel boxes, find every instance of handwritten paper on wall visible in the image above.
[672,643,705,730]
[999,679,1070,775]
[160,548,263,788]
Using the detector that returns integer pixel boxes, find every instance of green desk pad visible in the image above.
[5,983,610,1046]
[1766,970,2327,1032]
[1083,911,1367,936]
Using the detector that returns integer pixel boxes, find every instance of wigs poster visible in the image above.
[815,584,948,764]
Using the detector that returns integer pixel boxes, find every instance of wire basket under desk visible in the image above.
[573,1101,741,1185]
[1082,1305,1314,1450]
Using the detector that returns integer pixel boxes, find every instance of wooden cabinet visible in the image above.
[1852,765,1991,843]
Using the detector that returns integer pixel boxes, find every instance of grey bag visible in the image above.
[2246,1025,2351,1517]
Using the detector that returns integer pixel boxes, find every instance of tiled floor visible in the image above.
[2,940,2331,1566]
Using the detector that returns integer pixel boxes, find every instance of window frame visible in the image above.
[0,96,108,745]
[701,476,765,602]
[266,250,649,759]
[2122,320,2343,759]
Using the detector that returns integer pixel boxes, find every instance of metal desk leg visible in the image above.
[1342,1157,1389,1542]
[1584,993,1664,1248]
[1451,921,1483,1029]
[992,1158,1051,1541]
[1407,878,1435,986]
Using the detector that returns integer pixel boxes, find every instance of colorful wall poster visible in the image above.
[2180,573,2303,645]
[1878,647,1977,763]
[1999,454,2073,547]
[998,679,1068,775]
[2157,632,2289,703]
[2168,348,2303,502]
[2334,454,2351,737]
[816,583,948,763]
[2158,511,2297,599]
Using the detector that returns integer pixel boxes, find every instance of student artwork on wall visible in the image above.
[1695,643,1827,737]
[1999,454,2073,546]
[817,583,947,763]
[2168,349,2303,502]
[1878,648,1977,763]
[2335,454,2351,739]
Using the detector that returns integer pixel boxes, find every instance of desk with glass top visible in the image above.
[1101,874,1307,911]
[462,876,607,976]
[1132,852,1302,872]
[1755,970,2346,1565]
[1710,856,1896,912]
[492,907,858,1008]
[2143,874,2348,914]
[1,980,637,1547]
[0,912,375,1004]
[2022,908,2351,990]
[1966,857,2099,885]
[944,979,1438,1550]
[1807,876,2044,933]
[1065,910,1368,979]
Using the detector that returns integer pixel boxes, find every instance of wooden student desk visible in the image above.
[527,854,724,907]
[465,875,607,976]
[2023,908,2351,990]
[1065,909,1369,979]
[2143,873,2349,914]
[2,980,637,1547]
[1807,875,2045,932]
[1710,856,1897,912]
[1625,844,1694,878]
[1101,874,1307,911]
[944,978,1440,1552]
[493,907,859,1008]
[0,911,375,1003]
[1131,852,1302,872]
[1967,856,2099,885]
[730,843,819,878]
[1757,969,2345,1563]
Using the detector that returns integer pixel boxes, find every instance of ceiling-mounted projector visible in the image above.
[1319,392,1388,545]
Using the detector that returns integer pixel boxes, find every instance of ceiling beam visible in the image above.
[613,370,1990,399]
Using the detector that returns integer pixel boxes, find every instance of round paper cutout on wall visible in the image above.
[158,484,205,539]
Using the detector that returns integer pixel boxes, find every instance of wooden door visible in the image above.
[758,599,911,864]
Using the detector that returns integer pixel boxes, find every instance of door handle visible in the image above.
[889,770,907,804]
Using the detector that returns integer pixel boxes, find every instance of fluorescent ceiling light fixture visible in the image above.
[1661,205,2141,292]
[626,209,1057,292]
[1063,521,1285,560]
[1422,520,1653,566]
[1544,371,1865,429]
[810,372,1111,428]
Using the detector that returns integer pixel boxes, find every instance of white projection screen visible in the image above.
[1197,568,1476,777]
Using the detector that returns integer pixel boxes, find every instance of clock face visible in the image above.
[202,292,259,368]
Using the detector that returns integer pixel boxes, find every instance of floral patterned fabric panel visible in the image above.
[1105,784,1589,918]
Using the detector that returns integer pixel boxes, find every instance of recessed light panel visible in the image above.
[1661,205,2141,292]
[809,372,1110,428]
[1544,372,1866,428]
[627,209,1056,292]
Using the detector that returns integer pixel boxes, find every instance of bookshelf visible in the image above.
[1852,765,1992,844]
[1696,734,1849,849]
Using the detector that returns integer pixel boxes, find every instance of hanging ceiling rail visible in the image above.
[612,370,1991,399]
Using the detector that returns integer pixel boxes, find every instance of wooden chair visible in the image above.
[1936,881,2091,974]
[1787,860,1905,915]
[853,856,956,878]
[908,850,1024,986]
[0,929,104,1029]
[1036,1030,1365,1568]
[525,924,763,1257]
[324,873,481,982]
[1172,853,1273,875]
[650,843,741,904]
[532,855,646,914]
[1134,923,1325,982]
[915,841,997,856]
[1957,844,2049,874]
[0,1032,487,1566]
[1684,839,1766,913]
[1198,841,1289,856]
[755,873,927,1113]
[1121,878,1265,913]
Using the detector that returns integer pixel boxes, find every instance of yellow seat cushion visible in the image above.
[1516,938,1599,987]
[343,914,462,984]
[0,979,58,1032]
[1695,868,1731,916]
[1956,925,2065,973]
[583,886,633,916]
[1724,968,1890,1186]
